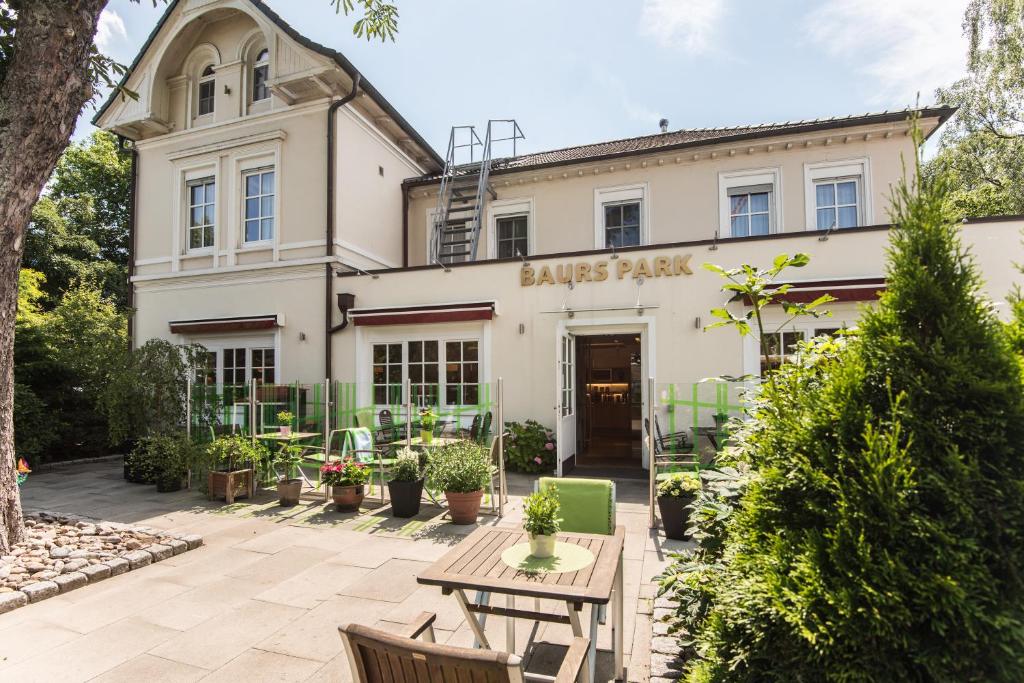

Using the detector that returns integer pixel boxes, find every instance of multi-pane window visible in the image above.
[603,201,641,248]
[198,65,215,116]
[728,185,772,237]
[187,177,215,250]
[496,215,528,258]
[445,341,479,405]
[372,343,403,405]
[223,348,247,386]
[560,335,574,417]
[408,340,440,406]
[243,168,274,243]
[815,178,860,230]
[194,351,217,386]
[760,331,804,374]
[250,348,275,383]
[252,48,270,102]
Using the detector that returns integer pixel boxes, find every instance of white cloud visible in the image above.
[640,0,726,55]
[804,0,968,105]
[95,9,127,53]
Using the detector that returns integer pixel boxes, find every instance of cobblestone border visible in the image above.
[649,594,685,682]
[0,511,202,615]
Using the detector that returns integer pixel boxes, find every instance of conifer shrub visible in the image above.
[675,147,1024,681]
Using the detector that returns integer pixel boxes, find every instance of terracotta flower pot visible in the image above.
[529,533,556,558]
[279,425,292,436]
[332,484,365,512]
[277,479,302,506]
[445,490,483,525]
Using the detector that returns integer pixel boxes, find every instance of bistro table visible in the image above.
[256,431,323,491]
[417,525,626,681]
[385,435,465,449]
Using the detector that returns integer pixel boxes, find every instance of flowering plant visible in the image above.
[418,408,437,432]
[320,458,370,487]
[505,420,557,473]
[16,459,30,487]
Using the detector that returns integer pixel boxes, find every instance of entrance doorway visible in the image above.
[575,334,643,471]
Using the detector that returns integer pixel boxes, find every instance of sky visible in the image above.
[80,0,971,158]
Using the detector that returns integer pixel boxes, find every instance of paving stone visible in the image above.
[81,563,111,582]
[52,571,88,593]
[122,549,153,570]
[0,590,27,613]
[178,534,203,550]
[147,544,173,562]
[649,652,685,678]
[106,557,130,576]
[167,539,188,556]
[200,648,322,682]
[21,580,59,603]
[651,635,682,655]
[91,653,208,683]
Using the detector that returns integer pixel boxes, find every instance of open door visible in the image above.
[556,330,576,476]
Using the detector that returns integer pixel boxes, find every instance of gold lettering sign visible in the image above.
[520,254,692,286]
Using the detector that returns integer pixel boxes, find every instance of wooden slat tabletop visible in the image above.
[417,526,625,604]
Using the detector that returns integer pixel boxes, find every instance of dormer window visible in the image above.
[197,65,215,116]
[252,48,270,102]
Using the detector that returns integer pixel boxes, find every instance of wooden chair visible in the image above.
[478,411,493,444]
[339,612,591,683]
[459,413,483,440]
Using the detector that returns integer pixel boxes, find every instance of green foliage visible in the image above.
[657,472,701,499]
[206,435,266,473]
[504,420,556,473]
[391,447,422,482]
[13,382,58,463]
[134,436,197,490]
[523,486,561,537]
[674,146,1024,681]
[273,442,305,481]
[276,411,294,427]
[418,408,437,431]
[330,0,400,41]
[426,441,492,493]
[321,458,371,487]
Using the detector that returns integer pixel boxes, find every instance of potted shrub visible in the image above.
[426,441,493,524]
[124,443,157,485]
[321,458,370,511]
[418,408,437,444]
[387,447,424,518]
[274,442,304,506]
[277,410,294,436]
[657,472,701,540]
[523,485,561,557]
[146,436,194,493]
[206,435,264,503]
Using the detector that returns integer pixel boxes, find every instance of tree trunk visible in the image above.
[0,0,108,552]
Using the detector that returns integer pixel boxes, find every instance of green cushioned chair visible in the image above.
[537,477,615,535]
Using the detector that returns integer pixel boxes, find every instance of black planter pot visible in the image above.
[657,495,695,541]
[388,478,424,518]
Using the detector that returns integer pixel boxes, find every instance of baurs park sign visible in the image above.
[520,254,693,286]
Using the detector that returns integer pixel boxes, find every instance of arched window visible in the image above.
[252,48,270,102]
[197,64,216,116]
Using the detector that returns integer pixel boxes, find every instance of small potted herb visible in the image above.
[277,410,295,436]
[206,435,264,503]
[274,441,304,506]
[523,485,561,557]
[419,408,437,444]
[321,458,371,511]
[656,472,701,540]
[426,441,493,524]
[388,448,424,518]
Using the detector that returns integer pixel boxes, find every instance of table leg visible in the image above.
[454,589,491,650]
[506,594,515,654]
[587,604,599,683]
[614,554,624,681]
[566,603,593,683]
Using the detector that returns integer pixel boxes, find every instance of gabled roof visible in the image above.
[93,0,442,168]
[406,106,955,185]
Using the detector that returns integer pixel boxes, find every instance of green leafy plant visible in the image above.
[391,447,422,482]
[130,436,197,491]
[320,458,370,487]
[274,442,304,481]
[418,408,437,433]
[656,472,701,499]
[206,435,266,473]
[504,420,556,473]
[523,486,561,537]
[276,411,294,427]
[426,441,492,494]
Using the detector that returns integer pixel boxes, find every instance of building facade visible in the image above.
[99,0,1024,475]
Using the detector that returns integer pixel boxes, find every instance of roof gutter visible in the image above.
[325,73,361,383]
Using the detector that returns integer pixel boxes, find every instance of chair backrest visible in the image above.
[538,477,615,535]
[379,409,393,428]
[340,622,522,683]
[489,432,510,471]
[342,427,376,463]
[643,418,663,455]
[479,412,493,442]
[468,413,483,440]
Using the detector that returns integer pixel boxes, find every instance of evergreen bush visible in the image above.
[676,145,1024,681]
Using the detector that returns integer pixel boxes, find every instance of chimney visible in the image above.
[659,118,669,133]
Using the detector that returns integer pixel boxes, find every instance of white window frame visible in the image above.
[185,176,216,253]
[741,318,853,376]
[804,158,872,231]
[182,334,280,389]
[368,337,483,408]
[241,165,276,246]
[718,168,782,238]
[196,65,216,119]
[594,183,649,249]
[252,47,270,103]
[487,198,534,259]
[176,163,219,261]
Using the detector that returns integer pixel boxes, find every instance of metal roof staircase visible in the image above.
[430,120,524,265]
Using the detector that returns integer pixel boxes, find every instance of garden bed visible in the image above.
[0,512,202,614]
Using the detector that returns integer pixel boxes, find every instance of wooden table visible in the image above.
[385,435,465,449]
[417,526,626,681]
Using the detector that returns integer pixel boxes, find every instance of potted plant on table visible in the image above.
[418,408,437,444]
[523,485,561,557]
[277,410,294,436]
[387,447,424,518]
[206,435,265,504]
[656,472,701,541]
[274,441,304,506]
[426,441,493,525]
[321,457,370,511]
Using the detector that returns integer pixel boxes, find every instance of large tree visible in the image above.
[0,0,398,553]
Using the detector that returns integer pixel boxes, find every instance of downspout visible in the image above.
[117,135,138,352]
[401,182,409,267]
[325,73,361,383]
